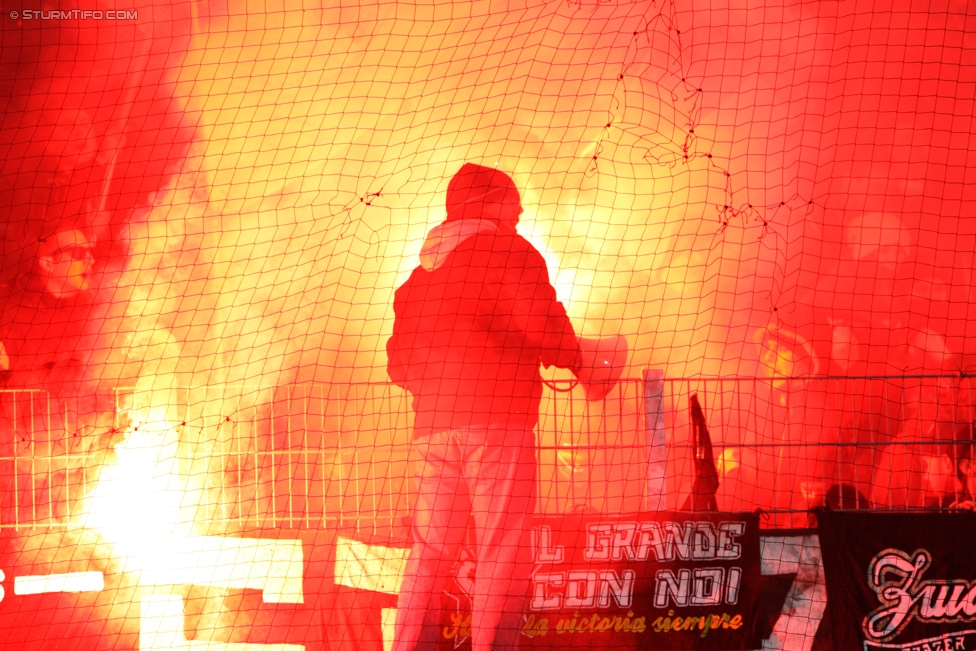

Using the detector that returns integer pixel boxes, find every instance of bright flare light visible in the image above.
[14,572,105,595]
[79,409,195,574]
[78,409,305,603]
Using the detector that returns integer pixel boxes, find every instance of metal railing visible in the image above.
[660,375,976,527]
[1,375,974,533]
[0,389,89,528]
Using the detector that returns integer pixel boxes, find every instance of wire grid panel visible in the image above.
[175,381,647,531]
[4,381,646,532]
[110,383,416,533]
[661,375,976,528]
[101,382,651,532]
[6,376,976,532]
[536,377,647,516]
[0,389,92,529]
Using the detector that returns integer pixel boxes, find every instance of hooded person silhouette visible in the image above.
[387,163,583,651]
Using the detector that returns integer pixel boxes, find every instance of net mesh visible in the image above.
[0,0,973,649]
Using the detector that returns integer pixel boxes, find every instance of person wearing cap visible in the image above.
[387,163,583,651]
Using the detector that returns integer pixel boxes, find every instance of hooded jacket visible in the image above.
[387,166,581,438]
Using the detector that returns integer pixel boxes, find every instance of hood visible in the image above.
[445,163,520,223]
[419,219,498,271]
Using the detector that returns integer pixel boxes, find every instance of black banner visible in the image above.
[819,510,976,651]
[512,512,764,650]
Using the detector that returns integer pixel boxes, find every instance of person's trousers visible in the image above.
[392,425,537,651]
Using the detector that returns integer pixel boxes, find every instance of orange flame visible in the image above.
[78,408,196,574]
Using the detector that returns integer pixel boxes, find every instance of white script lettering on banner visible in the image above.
[864,548,976,643]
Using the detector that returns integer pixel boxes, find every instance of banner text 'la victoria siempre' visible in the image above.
[513,512,763,650]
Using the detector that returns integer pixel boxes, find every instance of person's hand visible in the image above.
[949,499,976,511]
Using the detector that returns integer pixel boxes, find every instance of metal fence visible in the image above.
[0,389,90,529]
[661,375,976,528]
[2,375,974,533]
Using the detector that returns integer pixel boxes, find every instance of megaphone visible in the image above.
[576,334,629,401]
